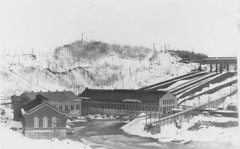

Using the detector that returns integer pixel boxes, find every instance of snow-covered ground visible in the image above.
[0,103,92,149]
[179,75,238,105]
[181,83,238,108]
[121,114,239,145]
[122,81,239,145]
[0,126,91,149]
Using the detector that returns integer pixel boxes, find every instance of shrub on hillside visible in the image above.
[169,50,208,63]
[53,40,151,61]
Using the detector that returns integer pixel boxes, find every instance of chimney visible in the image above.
[40,90,42,92]
[56,90,58,92]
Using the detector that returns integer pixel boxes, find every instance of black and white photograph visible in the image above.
[0,0,239,149]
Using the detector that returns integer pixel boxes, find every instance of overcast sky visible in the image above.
[0,0,239,56]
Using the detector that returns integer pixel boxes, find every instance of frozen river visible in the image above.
[67,120,239,149]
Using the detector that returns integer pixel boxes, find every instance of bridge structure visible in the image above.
[147,89,237,132]
[200,57,237,73]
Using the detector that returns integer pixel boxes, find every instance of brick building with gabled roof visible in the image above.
[21,100,67,139]
[79,88,177,116]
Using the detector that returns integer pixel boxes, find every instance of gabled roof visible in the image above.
[79,88,169,102]
[23,101,66,115]
[20,92,40,101]
[20,91,78,102]
[22,98,43,111]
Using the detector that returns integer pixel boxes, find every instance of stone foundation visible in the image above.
[24,129,66,139]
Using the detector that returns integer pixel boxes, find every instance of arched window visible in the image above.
[43,117,48,128]
[33,117,39,128]
[52,117,57,128]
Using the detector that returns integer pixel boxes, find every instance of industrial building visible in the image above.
[79,88,177,117]
[11,91,81,121]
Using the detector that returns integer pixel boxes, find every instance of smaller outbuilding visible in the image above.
[21,99,67,139]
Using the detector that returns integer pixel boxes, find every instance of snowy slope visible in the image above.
[121,113,239,144]
[0,48,197,97]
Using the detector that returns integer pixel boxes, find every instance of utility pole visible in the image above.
[122,76,124,88]
[37,74,38,85]
[164,43,167,53]
[135,69,138,83]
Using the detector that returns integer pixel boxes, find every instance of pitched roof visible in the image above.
[22,98,43,111]
[23,101,66,115]
[20,91,78,102]
[20,92,40,101]
[79,88,168,102]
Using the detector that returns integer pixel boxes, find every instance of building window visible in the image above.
[52,117,57,128]
[59,106,62,110]
[33,117,39,128]
[43,117,48,128]
[70,105,74,110]
[76,104,80,110]
[65,105,69,111]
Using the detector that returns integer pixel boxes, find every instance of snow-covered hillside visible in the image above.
[0,44,197,97]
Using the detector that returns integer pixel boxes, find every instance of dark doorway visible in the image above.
[163,107,166,115]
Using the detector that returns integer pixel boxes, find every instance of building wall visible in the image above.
[24,105,66,128]
[49,101,81,116]
[11,96,23,121]
[13,101,23,121]
[82,107,160,116]
[81,92,177,117]
[81,100,159,116]
[24,129,66,139]
[159,91,177,115]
